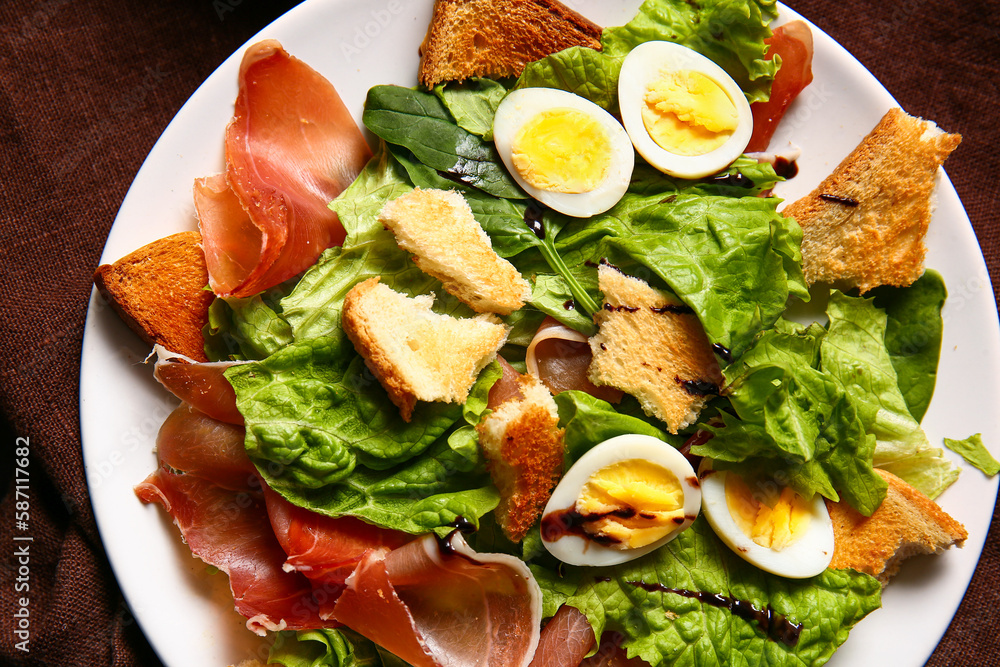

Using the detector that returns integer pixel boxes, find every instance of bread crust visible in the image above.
[93,231,214,361]
[826,468,967,585]
[783,108,961,294]
[418,0,603,87]
[477,376,565,542]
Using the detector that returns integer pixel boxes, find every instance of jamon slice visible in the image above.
[153,346,244,425]
[154,403,256,491]
[333,532,542,667]
[263,484,411,617]
[199,40,373,297]
[135,467,332,635]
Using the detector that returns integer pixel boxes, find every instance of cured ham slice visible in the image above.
[155,403,257,491]
[263,484,412,614]
[528,605,595,667]
[135,466,331,635]
[333,532,542,667]
[526,318,623,403]
[487,355,527,409]
[153,346,244,425]
[199,40,373,297]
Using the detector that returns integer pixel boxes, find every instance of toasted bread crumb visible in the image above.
[826,468,967,585]
[588,265,722,434]
[342,277,509,421]
[93,231,214,361]
[784,108,961,294]
[379,188,530,315]
[477,375,566,542]
[418,0,603,87]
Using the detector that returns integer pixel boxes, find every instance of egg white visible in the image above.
[698,460,835,579]
[618,40,753,179]
[493,88,634,218]
[540,433,701,567]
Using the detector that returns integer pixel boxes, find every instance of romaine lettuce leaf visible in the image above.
[533,519,881,667]
[270,628,408,667]
[695,318,886,515]
[517,0,779,109]
[944,433,1000,476]
[432,77,510,141]
[226,333,500,535]
[822,291,958,499]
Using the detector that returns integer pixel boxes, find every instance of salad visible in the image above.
[83,1,1000,666]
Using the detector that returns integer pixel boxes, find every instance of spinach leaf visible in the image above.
[870,269,946,423]
[363,85,525,199]
[432,78,510,140]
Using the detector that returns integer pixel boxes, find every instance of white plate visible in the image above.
[79,1,1000,666]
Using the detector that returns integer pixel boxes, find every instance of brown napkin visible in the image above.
[0,0,996,666]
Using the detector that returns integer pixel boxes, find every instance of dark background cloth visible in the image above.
[0,0,997,665]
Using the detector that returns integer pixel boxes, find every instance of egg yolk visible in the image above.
[641,70,739,157]
[511,108,612,194]
[724,472,811,551]
[576,459,686,550]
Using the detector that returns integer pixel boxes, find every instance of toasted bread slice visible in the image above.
[826,468,967,585]
[477,374,565,542]
[783,108,961,294]
[379,188,530,315]
[342,277,509,421]
[93,231,214,361]
[588,264,722,434]
[418,0,603,87]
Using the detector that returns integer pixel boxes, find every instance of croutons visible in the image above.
[826,468,966,585]
[477,375,565,542]
[417,0,603,88]
[378,188,530,315]
[93,231,214,361]
[783,108,961,294]
[341,277,509,421]
[588,264,722,434]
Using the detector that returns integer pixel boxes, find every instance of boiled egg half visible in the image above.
[699,460,834,578]
[540,433,701,567]
[493,88,634,217]
[618,41,753,179]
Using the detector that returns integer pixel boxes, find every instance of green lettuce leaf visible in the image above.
[822,291,958,499]
[534,519,881,667]
[553,193,803,360]
[870,269,946,423]
[227,334,499,535]
[696,319,885,515]
[517,0,779,109]
[944,433,1000,476]
[270,628,408,667]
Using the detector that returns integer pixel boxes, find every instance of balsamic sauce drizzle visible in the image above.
[524,205,546,239]
[628,581,803,647]
[818,193,859,207]
[711,343,733,364]
[710,172,755,189]
[677,377,722,397]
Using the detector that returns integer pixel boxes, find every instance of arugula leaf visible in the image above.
[534,519,881,667]
[870,270,947,423]
[363,85,525,199]
[944,433,1000,476]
